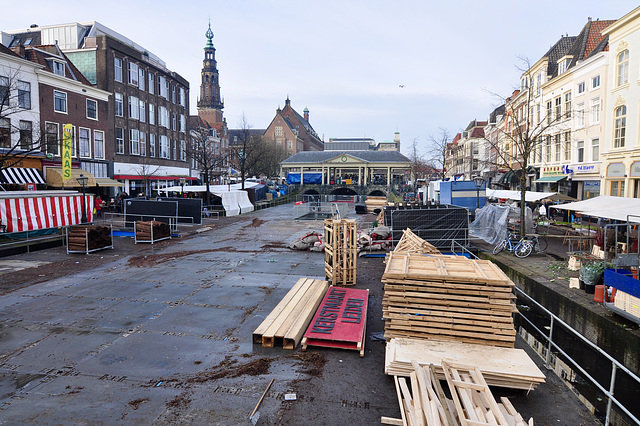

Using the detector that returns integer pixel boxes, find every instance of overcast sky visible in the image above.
[2,1,639,157]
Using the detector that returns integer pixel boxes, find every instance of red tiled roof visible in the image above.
[585,20,616,57]
[470,127,485,138]
[451,133,461,145]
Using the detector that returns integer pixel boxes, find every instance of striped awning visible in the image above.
[0,167,46,185]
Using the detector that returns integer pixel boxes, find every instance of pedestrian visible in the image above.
[94,195,103,218]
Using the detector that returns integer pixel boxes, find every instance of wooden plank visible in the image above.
[381,417,404,426]
[253,277,310,344]
[283,280,329,349]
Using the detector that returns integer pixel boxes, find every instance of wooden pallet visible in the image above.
[383,360,532,426]
[384,338,545,390]
[252,277,329,349]
[382,253,517,347]
[442,361,533,426]
[365,196,388,213]
[324,219,357,286]
[66,224,113,254]
[394,228,441,254]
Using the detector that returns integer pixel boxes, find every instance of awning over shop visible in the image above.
[551,195,640,222]
[112,175,197,181]
[534,175,567,183]
[486,189,576,203]
[0,167,46,185]
[95,177,124,187]
[46,168,96,188]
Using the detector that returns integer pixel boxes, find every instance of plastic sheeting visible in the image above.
[470,204,534,245]
[470,204,510,245]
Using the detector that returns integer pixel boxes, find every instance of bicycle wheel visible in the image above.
[535,236,548,253]
[515,240,533,258]
[493,239,507,254]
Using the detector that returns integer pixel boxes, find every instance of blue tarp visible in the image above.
[286,173,323,185]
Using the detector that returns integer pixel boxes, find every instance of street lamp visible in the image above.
[179,177,186,197]
[77,173,89,223]
[472,175,485,210]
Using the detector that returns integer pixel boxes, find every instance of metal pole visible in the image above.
[605,364,618,426]
[81,183,87,223]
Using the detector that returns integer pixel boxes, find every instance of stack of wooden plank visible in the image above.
[324,219,357,286]
[135,220,171,244]
[253,278,329,349]
[365,195,388,213]
[382,252,517,347]
[382,360,533,426]
[66,225,113,254]
[385,338,545,390]
[394,228,441,254]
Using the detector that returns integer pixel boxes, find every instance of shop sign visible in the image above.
[607,162,626,178]
[574,163,600,174]
[542,165,564,176]
[630,161,640,177]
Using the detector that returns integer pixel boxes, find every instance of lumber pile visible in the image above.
[325,219,357,286]
[382,361,533,426]
[382,252,517,347]
[366,195,388,213]
[67,225,112,254]
[135,220,171,244]
[253,277,329,349]
[394,228,441,254]
[385,338,545,390]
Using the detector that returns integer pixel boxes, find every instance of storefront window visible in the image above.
[582,181,600,200]
[611,181,625,197]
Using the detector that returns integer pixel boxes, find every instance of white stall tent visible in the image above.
[158,183,256,216]
[551,195,640,223]
[486,189,575,203]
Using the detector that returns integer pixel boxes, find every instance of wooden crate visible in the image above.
[324,219,357,286]
[66,224,113,254]
[135,220,171,244]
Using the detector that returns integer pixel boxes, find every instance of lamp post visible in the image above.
[472,175,485,210]
[77,173,89,223]
[179,177,186,197]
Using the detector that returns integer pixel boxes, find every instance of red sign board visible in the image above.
[302,287,369,356]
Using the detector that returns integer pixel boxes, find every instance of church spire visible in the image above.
[198,20,224,126]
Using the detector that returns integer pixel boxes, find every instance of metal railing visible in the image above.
[0,228,66,253]
[515,286,640,426]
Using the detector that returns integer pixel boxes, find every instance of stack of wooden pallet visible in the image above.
[382,252,517,347]
[66,225,113,254]
[135,220,171,244]
[324,219,357,286]
[365,195,388,213]
[253,277,329,349]
[385,338,545,390]
[394,228,441,254]
[382,360,533,426]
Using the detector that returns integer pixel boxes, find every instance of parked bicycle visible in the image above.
[528,233,548,253]
[493,233,533,258]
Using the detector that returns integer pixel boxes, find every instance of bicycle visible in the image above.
[493,233,533,258]
[528,233,548,253]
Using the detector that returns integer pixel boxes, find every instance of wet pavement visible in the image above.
[0,204,601,425]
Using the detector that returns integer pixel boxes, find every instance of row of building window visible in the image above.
[0,76,32,109]
[52,89,99,120]
[42,122,105,159]
[113,57,186,107]
[114,127,186,161]
[530,133,600,164]
[114,92,186,132]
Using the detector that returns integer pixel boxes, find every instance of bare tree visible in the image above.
[481,58,561,236]
[232,114,271,189]
[426,128,450,181]
[254,139,287,179]
[0,68,43,177]
[134,156,160,197]
[186,124,227,205]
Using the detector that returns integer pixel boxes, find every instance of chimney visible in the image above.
[303,107,309,122]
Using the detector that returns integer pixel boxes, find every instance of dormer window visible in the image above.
[557,56,573,75]
[51,61,65,76]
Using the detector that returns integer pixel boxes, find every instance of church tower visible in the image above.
[197,21,224,126]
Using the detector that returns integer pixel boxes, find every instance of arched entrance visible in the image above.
[330,187,358,196]
[368,189,386,197]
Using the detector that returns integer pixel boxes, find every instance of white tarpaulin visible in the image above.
[158,184,256,216]
[551,195,640,223]
[486,189,575,203]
